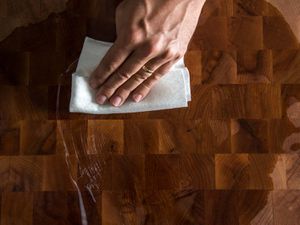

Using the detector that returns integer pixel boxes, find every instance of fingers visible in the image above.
[95,48,172,106]
[131,61,175,102]
[89,41,132,89]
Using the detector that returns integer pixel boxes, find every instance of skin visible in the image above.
[89,0,205,107]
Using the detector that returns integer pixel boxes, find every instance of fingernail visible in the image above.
[111,96,122,107]
[96,95,107,105]
[133,94,142,102]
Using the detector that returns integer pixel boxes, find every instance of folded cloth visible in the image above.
[69,37,191,114]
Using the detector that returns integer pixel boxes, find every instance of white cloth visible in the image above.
[69,37,191,114]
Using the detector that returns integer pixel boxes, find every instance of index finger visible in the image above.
[89,41,132,89]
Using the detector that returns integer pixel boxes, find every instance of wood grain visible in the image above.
[0,0,299,224]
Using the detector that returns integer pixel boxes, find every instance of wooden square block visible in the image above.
[0,156,10,191]
[269,119,300,153]
[29,49,66,85]
[233,0,269,16]
[237,190,273,225]
[179,154,215,189]
[286,154,300,189]
[48,85,71,120]
[0,85,48,120]
[77,154,112,192]
[237,50,273,83]
[215,154,286,189]
[145,154,180,190]
[211,84,281,119]
[263,17,299,50]
[158,119,200,154]
[281,84,300,119]
[112,154,145,190]
[273,50,300,83]
[142,190,204,224]
[11,156,44,192]
[201,50,237,84]
[195,16,229,50]
[199,119,231,153]
[231,119,270,153]
[158,119,230,154]
[229,16,263,50]
[124,120,160,154]
[273,190,300,225]
[33,192,82,225]
[105,189,204,224]
[20,120,56,155]
[88,120,124,154]
[183,84,214,119]
[41,155,77,191]
[200,0,233,18]
[0,120,20,155]
[56,120,88,155]
[102,190,147,225]
[1,192,33,225]
[204,190,239,225]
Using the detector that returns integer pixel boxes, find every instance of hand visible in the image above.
[89,0,204,106]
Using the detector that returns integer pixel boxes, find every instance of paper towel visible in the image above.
[69,37,191,114]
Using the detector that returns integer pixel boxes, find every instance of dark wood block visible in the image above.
[20,120,56,155]
[233,0,269,16]
[273,190,300,225]
[263,16,299,50]
[56,120,88,155]
[286,154,300,189]
[88,120,124,154]
[112,154,145,190]
[201,50,237,84]
[33,192,82,225]
[204,190,239,225]
[195,16,229,50]
[237,50,273,83]
[77,154,112,192]
[215,154,286,189]
[211,84,281,119]
[41,155,77,191]
[229,16,263,50]
[158,119,230,154]
[0,85,48,120]
[145,154,180,190]
[269,119,299,153]
[0,120,20,155]
[124,120,160,154]
[273,50,300,83]
[231,119,270,153]
[0,192,33,225]
[179,154,215,189]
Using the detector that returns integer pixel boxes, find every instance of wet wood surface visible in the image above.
[0,0,299,224]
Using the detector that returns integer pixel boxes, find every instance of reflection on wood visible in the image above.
[0,0,299,224]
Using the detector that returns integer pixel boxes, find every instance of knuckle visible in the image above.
[115,87,130,96]
[100,83,114,93]
[101,61,115,73]
[135,72,149,81]
[146,40,161,55]
[115,71,131,80]
[141,81,153,90]
[152,74,161,81]
[164,48,178,59]
[124,31,142,45]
